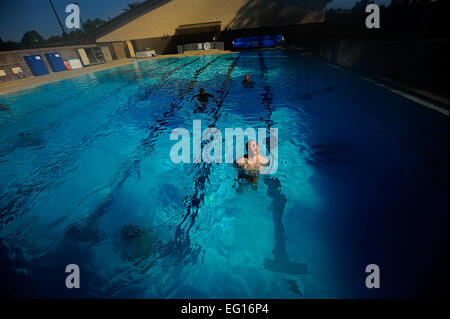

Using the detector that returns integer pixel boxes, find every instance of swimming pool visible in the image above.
[0,49,448,298]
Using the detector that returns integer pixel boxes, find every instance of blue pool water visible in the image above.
[0,50,448,298]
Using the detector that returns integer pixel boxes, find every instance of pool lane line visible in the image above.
[131,57,181,80]
[0,58,209,229]
[258,51,307,276]
[136,55,223,156]
[98,58,200,131]
[0,59,202,226]
[174,54,241,242]
[208,54,242,126]
[111,57,182,93]
[79,57,199,135]
[90,55,218,195]
[0,59,181,131]
[135,57,202,103]
[263,178,307,276]
[116,57,181,91]
[89,57,183,104]
[157,54,241,266]
[258,52,275,153]
[65,55,222,243]
[76,57,208,206]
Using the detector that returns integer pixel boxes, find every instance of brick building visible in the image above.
[94,0,331,56]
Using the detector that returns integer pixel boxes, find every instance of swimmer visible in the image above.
[234,140,269,190]
[242,73,254,86]
[191,88,215,105]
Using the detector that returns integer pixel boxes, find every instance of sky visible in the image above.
[0,0,137,42]
[0,0,392,42]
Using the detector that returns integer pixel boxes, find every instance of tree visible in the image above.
[82,18,107,34]
[67,29,85,41]
[21,30,44,47]
[46,35,63,44]
[352,0,375,13]
[1,40,21,50]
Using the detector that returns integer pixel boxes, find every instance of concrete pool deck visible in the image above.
[0,49,234,96]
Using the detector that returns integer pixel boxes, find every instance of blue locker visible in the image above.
[44,52,66,72]
[261,39,276,48]
[233,41,251,48]
[23,55,49,76]
[233,35,283,49]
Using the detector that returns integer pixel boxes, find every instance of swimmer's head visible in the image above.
[199,88,205,94]
[246,140,258,156]
[244,74,250,81]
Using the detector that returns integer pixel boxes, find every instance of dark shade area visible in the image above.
[319,0,449,100]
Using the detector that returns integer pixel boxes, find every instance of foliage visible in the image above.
[21,30,45,47]
[0,17,108,50]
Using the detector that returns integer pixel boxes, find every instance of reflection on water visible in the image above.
[264,177,307,275]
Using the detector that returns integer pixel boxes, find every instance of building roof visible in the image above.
[175,21,221,35]
[91,0,171,40]
[94,0,332,42]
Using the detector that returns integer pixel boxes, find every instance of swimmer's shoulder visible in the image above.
[259,155,269,165]
[236,156,246,164]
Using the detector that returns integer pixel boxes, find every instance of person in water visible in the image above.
[242,73,254,86]
[191,88,215,113]
[234,140,269,191]
[191,88,215,104]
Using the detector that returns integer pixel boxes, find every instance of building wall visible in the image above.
[0,45,79,83]
[320,38,449,99]
[133,36,175,54]
[112,42,127,59]
[127,21,322,55]
[0,44,115,83]
[97,0,327,42]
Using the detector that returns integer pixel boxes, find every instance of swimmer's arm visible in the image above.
[207,93,218,102]
[234,156,245,168]
[190,94,199,102]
